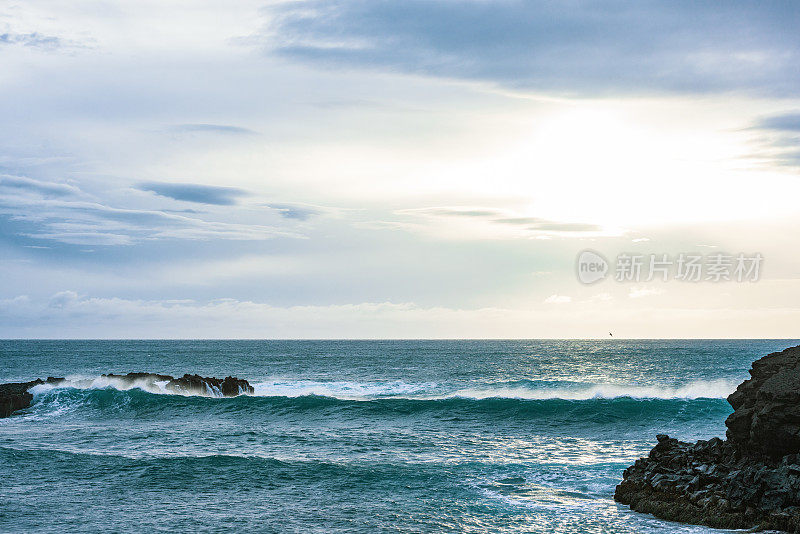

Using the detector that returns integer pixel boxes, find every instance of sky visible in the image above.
[1,0,799,338]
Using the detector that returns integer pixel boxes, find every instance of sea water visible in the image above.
[1,339,796,533]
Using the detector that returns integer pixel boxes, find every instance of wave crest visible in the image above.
[29,376,737,401]
[442,379,737,401]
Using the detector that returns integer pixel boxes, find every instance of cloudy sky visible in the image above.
[1,0,799,338]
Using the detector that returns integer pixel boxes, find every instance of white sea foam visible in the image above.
[25,376,738,401]
[248,378,736,401]
[30,375,200,397]
[250,379,436,399]
[441,379,739,401]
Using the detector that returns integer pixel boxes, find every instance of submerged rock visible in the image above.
[0,372,253,417]
[616,345,800,532]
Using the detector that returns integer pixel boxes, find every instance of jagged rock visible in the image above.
[0,372,253,418]
[726,345,800,458]
[0,381,35,418]
[103,372,254,396]
[616,345,800,532]
[0,377,64,417]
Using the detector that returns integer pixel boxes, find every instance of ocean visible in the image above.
[1,339,796,533]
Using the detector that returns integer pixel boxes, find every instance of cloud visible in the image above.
[748,111,800,170]
[8,200,295,245]
[0,175,80,197]
[138,182,250,206]
[399,206,603,236]
[48,290,79,309]
[264,203,320,221]
[416,208,503,218]
[534,222,601,232]
[544,294,572,304]
[629,287,665,299]
[0,175,297,247]
[168,124,258,135]
[754,112,800,132]
[264,0,800,96]
[4,291,795,338]
[0,32,62,51]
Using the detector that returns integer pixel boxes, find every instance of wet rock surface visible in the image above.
[616,345,800,532]
[103,372,254,397]
[0,373,253,417]
[0,377,65,417]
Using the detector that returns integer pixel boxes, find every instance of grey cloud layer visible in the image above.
[168,124,258,136]
[756,112,800,132]
[0,32,62,50]
[401,207,602,233]
[750,111,800,169]
[264,203,321,221]
[266,0,800,96]
[138,182,250,206]
[0,174,80,197]
[0,176,296,246]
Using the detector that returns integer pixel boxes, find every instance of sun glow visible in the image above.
[149,97,800,240]
[489,105,786,228]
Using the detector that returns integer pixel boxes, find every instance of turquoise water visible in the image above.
[0,339,796,533]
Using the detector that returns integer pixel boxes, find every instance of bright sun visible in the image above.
[486,104,795,229]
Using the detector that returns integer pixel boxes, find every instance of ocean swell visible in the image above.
[17,380,735,428]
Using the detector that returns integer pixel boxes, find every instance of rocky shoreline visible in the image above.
[0,372,254,418]
[616,344,800,532]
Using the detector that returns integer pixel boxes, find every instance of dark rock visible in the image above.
[0,377,64,417]
[726,345,800,459]
[103,372,254,396]
[0,381,36,418]
[616,344,800,532]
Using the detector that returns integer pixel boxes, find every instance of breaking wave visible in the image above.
[26,375,737,402]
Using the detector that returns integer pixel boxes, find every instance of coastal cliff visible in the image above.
[616,345,800,532]
[0,373,254,417]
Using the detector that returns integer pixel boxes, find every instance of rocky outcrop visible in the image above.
[616,345,800,532]
[0,377,64,417]
[0,381,36,418]
[615,434,800,531]
[103,372,254,397]
[726,346,800,459]
[0,373,253,418]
